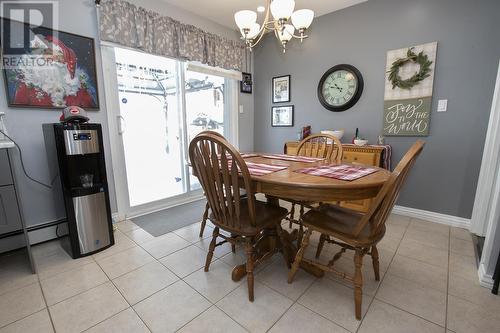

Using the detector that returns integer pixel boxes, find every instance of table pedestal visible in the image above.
[231,196,324,282]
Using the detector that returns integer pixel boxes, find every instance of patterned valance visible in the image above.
[98,0,245,71]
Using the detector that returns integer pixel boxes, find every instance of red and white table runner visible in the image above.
[244,162,288,176]
[222,160,288,176]
[260,153,325,163]
[294,164,378,181]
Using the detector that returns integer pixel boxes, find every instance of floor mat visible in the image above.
[132,199,206,237]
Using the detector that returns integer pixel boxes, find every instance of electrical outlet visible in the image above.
[437,99,448,112]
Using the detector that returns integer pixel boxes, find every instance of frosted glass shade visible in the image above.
[291,9,314,29]
[279,24,295,42]
[270,0,295,20]
[234,10,257,30]
[241,23,260,39]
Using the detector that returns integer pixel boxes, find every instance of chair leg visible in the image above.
[204,227,219,272]
[289,203,296,228]
[297,205,305,245]
[288,229,312,283]
[245,239,255,302]
[371,245,380,281]
[315,234,326,259]
[199,202,209,238]
[353,249,365,320]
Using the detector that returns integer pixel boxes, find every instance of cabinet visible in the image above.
[284,141,389,212]
[0,147,35,272]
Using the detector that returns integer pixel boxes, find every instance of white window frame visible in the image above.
[101,43,240,220]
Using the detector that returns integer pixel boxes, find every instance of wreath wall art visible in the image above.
[383,42,438,136]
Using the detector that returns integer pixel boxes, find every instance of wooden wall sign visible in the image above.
[383,42,437,136]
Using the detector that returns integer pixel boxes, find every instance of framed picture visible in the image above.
[240,72,252,94]
[272,105,294,127]
[2,19,100,109]
[272,75,290,103]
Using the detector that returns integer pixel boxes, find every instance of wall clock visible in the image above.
[317,64,364,112]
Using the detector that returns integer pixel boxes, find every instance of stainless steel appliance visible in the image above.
[43,123,114,258]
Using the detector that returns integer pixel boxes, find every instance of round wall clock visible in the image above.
[317,64,364,112]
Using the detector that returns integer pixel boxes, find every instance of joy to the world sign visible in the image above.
[383,42,437,136]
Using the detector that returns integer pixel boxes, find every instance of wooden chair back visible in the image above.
[296,134,344,163]
[189,133,256,229]
[352,140,425,238]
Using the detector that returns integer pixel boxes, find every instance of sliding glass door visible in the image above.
[105,46,236,218]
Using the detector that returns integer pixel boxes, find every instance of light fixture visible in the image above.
[234,0,314,53]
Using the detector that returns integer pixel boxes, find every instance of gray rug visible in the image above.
[132,199,207,237]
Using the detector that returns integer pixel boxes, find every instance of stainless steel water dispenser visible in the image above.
[43,123,114,258]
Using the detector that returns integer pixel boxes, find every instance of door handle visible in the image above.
[117,115,125,135]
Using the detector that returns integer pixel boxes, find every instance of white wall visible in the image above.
[0,0,254,235]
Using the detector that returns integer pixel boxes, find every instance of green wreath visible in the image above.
[388,47,433,90]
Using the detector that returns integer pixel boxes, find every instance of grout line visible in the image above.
[92,254,154,333]
[374,298,446,328]
[367,221,449,329]
[354,218,410,333]
[37,270,57,333]
[264,274,323,333]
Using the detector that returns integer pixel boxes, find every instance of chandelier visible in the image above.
[234,0,314,53]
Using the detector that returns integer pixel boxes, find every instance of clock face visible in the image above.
[321,70,358,106]
[317,64,364,112]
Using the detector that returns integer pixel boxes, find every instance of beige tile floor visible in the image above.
[1,209,499,333]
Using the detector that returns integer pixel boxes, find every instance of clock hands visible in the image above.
[329,83,343,92]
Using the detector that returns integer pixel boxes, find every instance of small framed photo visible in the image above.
[240,72,252,94]
[272,105,294,127]
[272,75,290,103]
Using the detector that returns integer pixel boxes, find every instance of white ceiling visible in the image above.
[161,0,368,29]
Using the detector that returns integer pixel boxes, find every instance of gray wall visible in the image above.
[0,0,253,231]
[253,0,500,218]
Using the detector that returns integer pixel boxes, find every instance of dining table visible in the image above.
[229,153,391,282]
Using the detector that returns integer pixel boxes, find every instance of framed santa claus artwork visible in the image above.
[2,19,100,110]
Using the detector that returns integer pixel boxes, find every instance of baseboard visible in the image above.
[478,262,494,288]
[392,205,471,229]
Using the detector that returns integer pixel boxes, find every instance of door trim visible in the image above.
[471,59,500,236]
[101,45,128,222]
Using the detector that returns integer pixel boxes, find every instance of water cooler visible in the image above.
[43,123,114,258]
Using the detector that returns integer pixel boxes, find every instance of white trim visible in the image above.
[392,205,470,229]
[470,59,500,236]
[478,262,495,288]
[187,62,242,81]
[126,192,205,220]
[229,79,240,149]
[100,45,129,222]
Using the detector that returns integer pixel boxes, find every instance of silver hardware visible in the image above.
[72,192,111,254]
[63,129,99,155]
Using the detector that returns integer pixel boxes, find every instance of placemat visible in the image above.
[294,164,378,181]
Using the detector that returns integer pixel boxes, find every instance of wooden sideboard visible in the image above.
[284,141,388,212]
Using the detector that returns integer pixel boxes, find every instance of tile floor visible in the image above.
[1,208,499,333]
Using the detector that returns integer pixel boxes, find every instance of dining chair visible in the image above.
[284,133,344,242]
[195,130,225,238]
[288,140,424,320]
[189,133,289,301]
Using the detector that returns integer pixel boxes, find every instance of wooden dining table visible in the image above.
[230,154,391,281]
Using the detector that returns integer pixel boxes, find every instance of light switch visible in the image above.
[437,99,448,112]
[239,105,244,114]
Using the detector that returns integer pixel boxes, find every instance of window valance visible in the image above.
[98,0,245,71]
